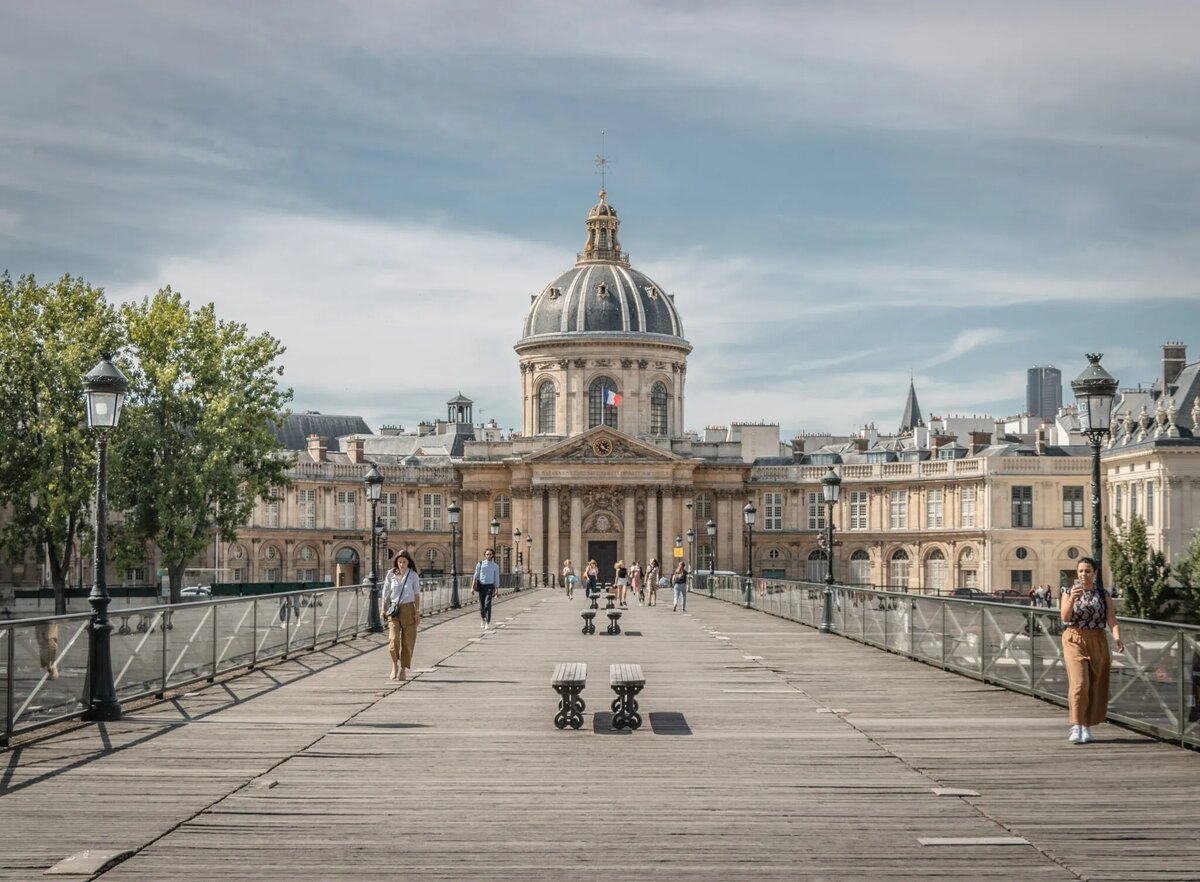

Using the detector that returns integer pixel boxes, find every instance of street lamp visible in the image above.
[489,517,500,583]
[1072,354,1119,588]
[820,466,842,633]
[448,499,461,609]
[82,351,128,721]
[363,466,384,633]
[743,501,757,607]
[686,527,695,573]
[706,519,716,576]
[525,533,533,580]
[513,528,522,590]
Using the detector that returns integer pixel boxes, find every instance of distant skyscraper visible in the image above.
[1026,366,1063,421]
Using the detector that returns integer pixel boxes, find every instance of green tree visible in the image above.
[0,273,123,613]
[1106,515,1175,620]
[1171,529,1200,624]
[110,288,292,602]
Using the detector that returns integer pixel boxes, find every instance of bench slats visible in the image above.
[552,662,587,686]
[610,663,644,686]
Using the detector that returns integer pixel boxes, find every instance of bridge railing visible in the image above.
[1,575,523,745]
[697,574,1200,749]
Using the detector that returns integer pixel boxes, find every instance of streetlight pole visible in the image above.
[706,518,717,597]
[1071,354,1119,589]
[82,352,129,722]
[513,528,522,590]
[743,501,756,607]
[363,466,384,633]
[489,517,500,588]
[820,467,842,633]
[448,499,461,608]
[686,528,695,574]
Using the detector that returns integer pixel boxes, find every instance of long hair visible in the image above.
[392,550,417,573]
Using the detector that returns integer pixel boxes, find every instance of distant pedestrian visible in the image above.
[1060,557,1124,743]
[35,622,59,680]
[631,560,644,605]
[672,561,689,611]
[614,560,629,607]
[585,560,600,599]
[646,558,661,607]
[471,548,500,630]
[561,559,578,599]
[381,550,421,682]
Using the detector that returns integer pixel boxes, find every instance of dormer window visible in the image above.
[597,283,609,300]
[547,287,560,300]
[647,286,658,300]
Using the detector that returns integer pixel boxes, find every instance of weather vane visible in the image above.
[594,131,609,190]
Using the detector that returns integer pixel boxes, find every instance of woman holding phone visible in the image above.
[1060,557,1124,743]
[381,550,421,682]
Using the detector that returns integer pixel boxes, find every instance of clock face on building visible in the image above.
[592,438,614,457]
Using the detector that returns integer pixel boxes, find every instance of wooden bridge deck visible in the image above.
[2,590,1197,881]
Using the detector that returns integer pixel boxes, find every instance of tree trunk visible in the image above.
[168,561,185,604]
[46,539,72,616]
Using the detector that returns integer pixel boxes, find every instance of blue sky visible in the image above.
[3,1,1198,437]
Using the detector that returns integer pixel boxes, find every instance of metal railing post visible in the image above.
[909,600,915,657]
[210,603,218,682]
[312,594,318,650]
[283,596,290,659]
[978,608,987,678]
[159,608,168,698]
[1180,628,1187,746]
[252,598,258,668]
[4,625,14,746]
[334,587,340,642]
[940,603,947,669]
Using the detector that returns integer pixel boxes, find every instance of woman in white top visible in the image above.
[381,550,421,681]
[561,559,578,599]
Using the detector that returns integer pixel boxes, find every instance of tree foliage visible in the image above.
[0,273,122,613]
[1171,529,1200,624]
[110,288,292,602]
[1106,515,1175,620]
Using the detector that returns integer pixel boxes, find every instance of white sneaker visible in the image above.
[481,621,487,630]
[1068,725,1082,743]
[1080,726,1094,744]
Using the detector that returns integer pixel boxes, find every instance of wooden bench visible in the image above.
[580,610,597,634]
[606,609,623,635]
[609,663,644,730]
[551,662,587,729]
[603,592,617,610]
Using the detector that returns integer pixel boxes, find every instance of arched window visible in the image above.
[588,376,618,429]
[537,381,556,434]
[924,548,947,594]
[849,549,872,586]
[888,549,910,590]
[806,548,828,582]
[650,381,670,435]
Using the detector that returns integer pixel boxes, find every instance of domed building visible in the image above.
[516,190,691,439]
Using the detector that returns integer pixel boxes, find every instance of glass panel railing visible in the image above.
[10,614,91,732]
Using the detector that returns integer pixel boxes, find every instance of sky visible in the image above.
[3,1,1199,438]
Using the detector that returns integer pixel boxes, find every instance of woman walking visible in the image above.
[671,560,689,612]
[585,560,600,599]
[562,559,578,600]
[614,559,629,608]
[630,560,644,605]
[471,548,500,630]
[1060,557,1124,743]
[645,558,661,607]
[381,550,421,681]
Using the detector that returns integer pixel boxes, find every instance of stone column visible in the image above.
[646,489,659,567]
[662,490,677,569]
[624,491,637,564]
[570,489,583,569]
[548,488,562,581]
[531,488,545,581]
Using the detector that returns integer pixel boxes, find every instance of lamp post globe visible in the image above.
[82,351,129,721]
[743,501,757,606]
[363,466,384,633]
[820,466,842,633]
[448,499,461,609]
[1071,354,1119,588]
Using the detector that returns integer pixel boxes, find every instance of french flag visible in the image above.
[604,388,621,407]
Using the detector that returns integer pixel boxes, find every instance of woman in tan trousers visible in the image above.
[381,550,421,681]
[1060,557,1123,744]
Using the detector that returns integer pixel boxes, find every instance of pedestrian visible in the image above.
[35,621,59,680]
[585,559,600,599]
[631,560,644,605]
[671,560,689,611]
[471,547,500,630]
[1060,557,1124,743]
[645,558,661,607]
[381,550,421,682]
[561,559,578,599]
[614,559,629,607]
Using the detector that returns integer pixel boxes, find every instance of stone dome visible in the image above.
[521,190,686,341]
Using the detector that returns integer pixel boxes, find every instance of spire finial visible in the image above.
[594,131,609,191]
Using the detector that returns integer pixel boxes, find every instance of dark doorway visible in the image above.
[589,540,618,585]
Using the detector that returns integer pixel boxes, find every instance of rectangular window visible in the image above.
[888,556,910,589]
[1011,569,1033,592]
[764,492,783,531]
[1062,486,1084,528]
[423,493,443,531]
[1146,480,1155,527]
[264,489,280,528]
[232,568,244,582]
[336,490,357,529]
[694,494,713,521]
[889,490,908,529]
[961,569,978,589]
[849,491,868,531]
[123,566,146,583]
[299,489,317,529]
[297,568,317,582]
[493,495,511,520]
[1130,484,1139,520]
[381,492,399,531]
[1011,485,1033,528]
[264,567,280,582]
[927,488,944,528]
[806,492,825,531]
[961,487,976,528]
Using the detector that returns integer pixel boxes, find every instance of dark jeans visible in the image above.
[478,585,495,623]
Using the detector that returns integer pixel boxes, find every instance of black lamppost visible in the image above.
[525,534,534,583]
[743,501,757,607]
[686,528,695,573]
[1071,354,1119,589]
[706,519,716,576]
[82,352,128,722]
[364,466,384,633]
[820,466,842,633]
[513,528,522,590]
[489,516,500,587]
[448,499,461,608]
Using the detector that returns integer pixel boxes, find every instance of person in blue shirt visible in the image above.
[471,548,501,630]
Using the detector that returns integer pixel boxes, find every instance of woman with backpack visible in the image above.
[672,560,689,612]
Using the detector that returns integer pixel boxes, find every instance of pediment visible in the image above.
[523,427,682,464]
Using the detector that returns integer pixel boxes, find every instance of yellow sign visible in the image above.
[673,547,683,558]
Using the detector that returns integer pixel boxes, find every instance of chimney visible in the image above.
[994,419,1007,445]
[1163,342,1187,394]
[346,438,364,464]
[307,434,327,463]
[790,437,805,463]
[1035,426,1048,456]
[969,431,991,455]
[853,437,868,452]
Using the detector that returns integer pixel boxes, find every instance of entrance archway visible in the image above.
[334,547,360,587]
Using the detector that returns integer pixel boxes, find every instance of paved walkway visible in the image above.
[2,589,1197,881]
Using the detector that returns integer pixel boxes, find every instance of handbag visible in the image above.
[385,601,400,619]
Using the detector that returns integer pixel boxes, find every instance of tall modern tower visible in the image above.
[1026,366,1063,421]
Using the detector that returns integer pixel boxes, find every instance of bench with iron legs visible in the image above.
[580,609,597,634]
[551,662,587,729]
[606,609,623,634]
[609,663,644,730]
